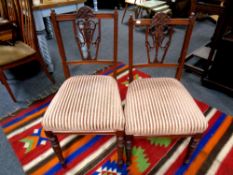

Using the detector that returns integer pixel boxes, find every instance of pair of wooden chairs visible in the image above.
[0,0,54,102]
[42,6,207,168]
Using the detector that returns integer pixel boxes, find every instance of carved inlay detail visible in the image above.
[146,13,174,63]
[75,6,100,60]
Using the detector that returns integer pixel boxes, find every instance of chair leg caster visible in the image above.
[61,160,66,168]
[126,160,131,166]
[118,160,124,168]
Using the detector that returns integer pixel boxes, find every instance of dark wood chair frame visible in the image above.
[0,0,55,102]
[46,6,125,167]
[50,6,119,79]
[125,13,201,165]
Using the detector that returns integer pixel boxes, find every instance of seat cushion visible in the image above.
[0,41,36,66]
[125,78,208,136]
[42,75,125,133]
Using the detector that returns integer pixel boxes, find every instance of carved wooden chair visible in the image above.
[124,13,208,165]
[0,0,55,102]
[42,6,125,167]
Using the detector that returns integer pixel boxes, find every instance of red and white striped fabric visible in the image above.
[124,77,208,136]
[42,75,125,133]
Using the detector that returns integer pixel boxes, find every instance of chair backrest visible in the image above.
[128,12,195,82]
[5,0,19,22]
[51,6,119,79]
[17,0,39,50]
[0,0,6,18]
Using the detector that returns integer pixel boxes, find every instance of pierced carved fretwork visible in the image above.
[145,13,174,64]
[75,6,101,60]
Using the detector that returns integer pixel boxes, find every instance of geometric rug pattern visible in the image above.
[1,63,233,174]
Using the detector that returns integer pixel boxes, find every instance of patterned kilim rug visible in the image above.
[1,63,233,175]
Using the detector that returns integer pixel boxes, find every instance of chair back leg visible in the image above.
[121,3,129,23]
[37,56,55,84]
[45,131,66,167]
[0,70,17,102]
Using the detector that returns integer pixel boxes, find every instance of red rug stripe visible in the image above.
[216,147,233,175]
[195,99,210,113]
[205,110,223,134]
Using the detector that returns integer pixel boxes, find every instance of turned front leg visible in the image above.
[117,131,124,167]
[125,135,133,166]
[45,131,66,167]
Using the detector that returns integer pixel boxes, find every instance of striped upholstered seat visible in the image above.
[125,78,208,136]
[42,75,125,133]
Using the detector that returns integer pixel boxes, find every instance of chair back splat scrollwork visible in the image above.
[145,13,174,64]
[51,6,119,79]
[74,7,101,60]
[128,12,196,82]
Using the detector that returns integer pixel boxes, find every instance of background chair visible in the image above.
[121,0,143,23]
[121,0,172,23]
[124,13,208,165]
[0,0,19,45]
[0,0,54,102]
[42,6,125,167]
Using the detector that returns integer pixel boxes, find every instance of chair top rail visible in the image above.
[53,11,117,22]
[132,16,195,26]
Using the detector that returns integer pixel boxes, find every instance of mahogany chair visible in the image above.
[42,6,125,167]
[124,13,208,165]
[0,0,55,102]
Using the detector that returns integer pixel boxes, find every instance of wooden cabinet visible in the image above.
[202,33,233,96]
[201,0,233,96]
